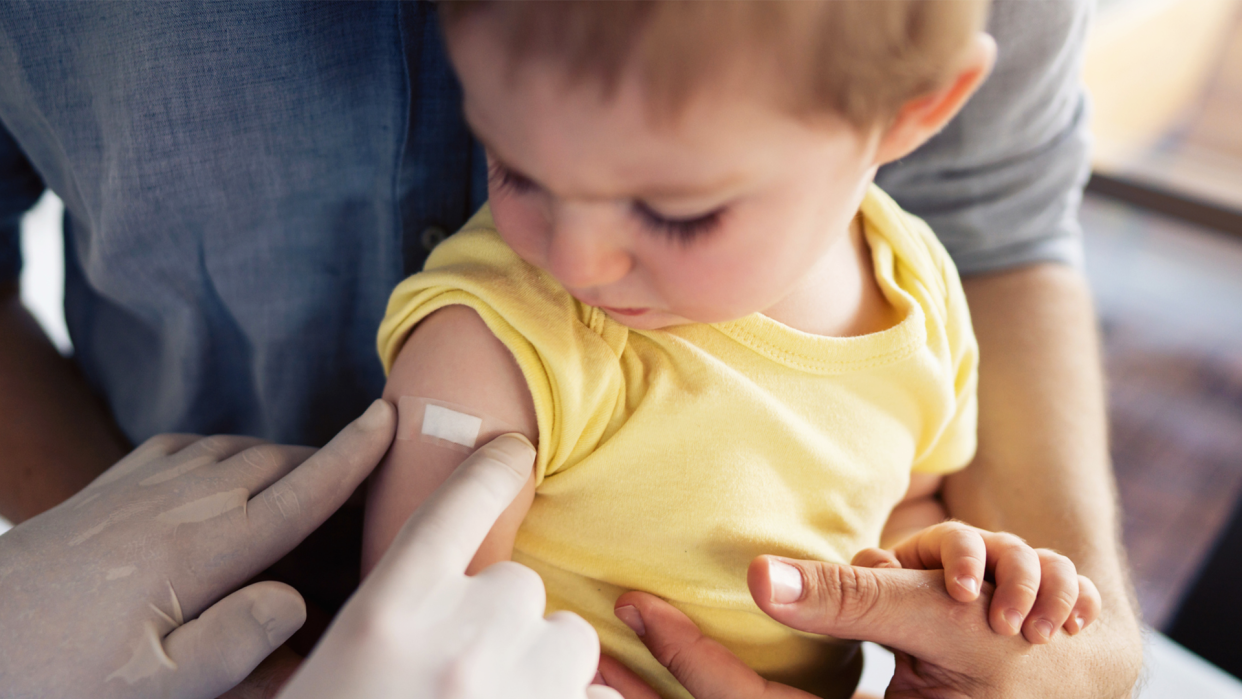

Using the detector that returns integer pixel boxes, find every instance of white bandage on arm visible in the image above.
[422,404,482,448]
[397,396,519,454]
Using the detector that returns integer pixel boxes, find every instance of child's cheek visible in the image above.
[489,193,550,269]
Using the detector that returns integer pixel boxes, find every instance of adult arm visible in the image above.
[0,123,129,524]
[876,0,1143,691]
[945,264,1141,692]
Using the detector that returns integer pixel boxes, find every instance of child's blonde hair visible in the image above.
[440,0,990,127]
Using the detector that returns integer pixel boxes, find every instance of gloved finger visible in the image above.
[168,434,270,467]
[217,443,317,499]
[522,610,600,697]
[163,581,306,699]
[596,654,661,699]
[469,560,550,625]
[587,686,626,699]
[367,433,536,596]
[113,435,271,493]
[242,400,397,562]
[89,433,206,488]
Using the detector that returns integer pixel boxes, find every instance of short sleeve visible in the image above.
[909,219,979,476]
[875,0,1092,276]
[378,208,628,486]
[0,120,45,284]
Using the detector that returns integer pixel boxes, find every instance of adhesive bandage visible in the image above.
[397,396,519,453]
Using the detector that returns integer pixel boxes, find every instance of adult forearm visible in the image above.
[944,263,1142,695]
[0,283,128,523]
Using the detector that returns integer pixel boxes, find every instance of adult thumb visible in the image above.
[747,555,985,655]
[164,581,307,699]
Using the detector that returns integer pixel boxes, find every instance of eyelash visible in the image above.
[488,160,726,244]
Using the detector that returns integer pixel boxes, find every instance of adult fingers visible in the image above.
[981,531,1041,636]
[163,581,306,699]
[596,654,661,699]
[748,556,1002,662]
[522,610,601,697]
[613,591,811,699]
[244,400,396,560]
[1064,574,1102,635]
[170,434,270,468]
[1021,549,1078,644]
[88,433,208,488]
[215,443,317,498]
[365,433,536,594]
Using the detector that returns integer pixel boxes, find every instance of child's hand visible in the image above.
[851,521,1102,644]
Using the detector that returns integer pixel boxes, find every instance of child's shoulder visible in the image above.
[859,184,969,322]
[859,185,960,295]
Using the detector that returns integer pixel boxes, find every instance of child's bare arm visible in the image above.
[362,305,539,578]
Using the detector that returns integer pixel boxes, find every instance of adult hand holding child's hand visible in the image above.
[599,555,1115,699]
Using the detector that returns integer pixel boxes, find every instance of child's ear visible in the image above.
[873,33,998,166]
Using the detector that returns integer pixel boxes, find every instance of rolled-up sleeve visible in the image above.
[875,0,1092,276]
[0,120,45,284]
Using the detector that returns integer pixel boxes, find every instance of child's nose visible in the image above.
[545,206,632,290]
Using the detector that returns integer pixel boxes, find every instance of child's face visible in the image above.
[450,25,886,331]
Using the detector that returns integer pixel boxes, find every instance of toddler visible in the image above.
[363,3,1097,697]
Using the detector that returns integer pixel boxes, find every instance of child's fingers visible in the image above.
[1020,549,1079,644]
[1063,574,1102,636]
[936,526,986,602]
[887,522,986,602]
[982,532,1041,636]
[851,547,901,569]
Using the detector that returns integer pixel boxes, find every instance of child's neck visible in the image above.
[762,215,899,338]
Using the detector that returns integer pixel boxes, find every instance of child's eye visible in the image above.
[488,161,539,196]
[632,201,725,245]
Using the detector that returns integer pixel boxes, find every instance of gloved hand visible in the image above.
[278,433,620,699]
[0,399,396,699]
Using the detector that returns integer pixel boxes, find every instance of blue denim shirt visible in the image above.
[0,0,1091,449]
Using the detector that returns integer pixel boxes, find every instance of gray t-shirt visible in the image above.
[0,0,1092,449]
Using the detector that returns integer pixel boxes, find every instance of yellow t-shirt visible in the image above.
[377,185,978,699]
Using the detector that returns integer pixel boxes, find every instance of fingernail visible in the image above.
[768,559,804,604]
[488,433,537,474]
[1066,613,1084,635]
[956,575,979,596]
[1004,609,1024,633]
[615,605,646,636]
[356,399,390,430]
[1034,619,1055,641]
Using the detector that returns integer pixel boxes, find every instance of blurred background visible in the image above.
[3,0,1241,694]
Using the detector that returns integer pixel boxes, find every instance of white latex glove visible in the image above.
[278,433,621,699]
[0,399,397,699]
